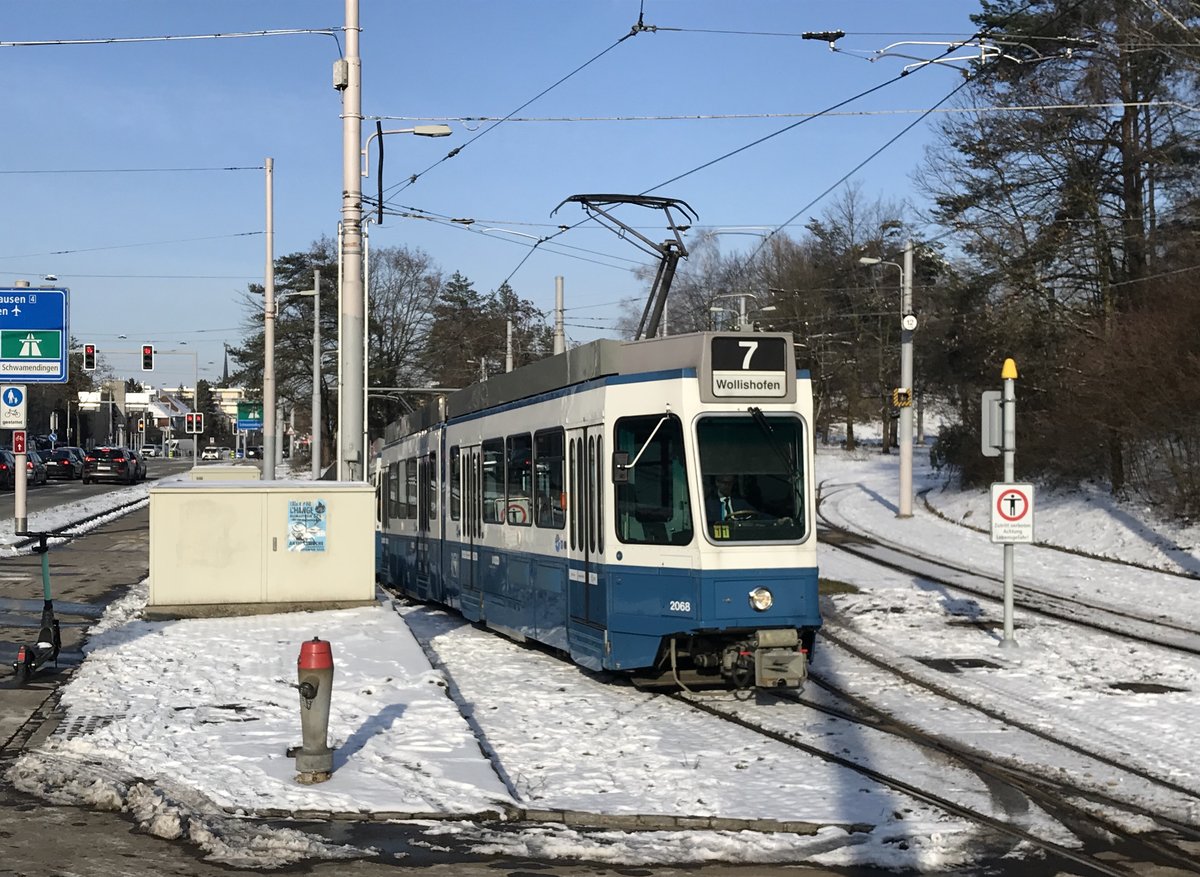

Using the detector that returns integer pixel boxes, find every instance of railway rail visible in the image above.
[660,681,1200,876]
[816,497,1200,657]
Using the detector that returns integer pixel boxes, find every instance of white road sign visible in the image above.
[1,383,27,429]
[990,482,1035,544]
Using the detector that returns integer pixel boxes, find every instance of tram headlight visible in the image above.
[748,587,774,612]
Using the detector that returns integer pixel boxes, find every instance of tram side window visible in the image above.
[405,458,418,519]
[506,433,532,526]
[449,447,460,520]
[481,438,504,524]
[614,414,693,546]
[387,462,400,524]
[534,428,565,529]
[427,452,438,522]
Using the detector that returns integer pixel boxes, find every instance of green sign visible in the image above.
[0,330,61,360]
[237,401,263,430]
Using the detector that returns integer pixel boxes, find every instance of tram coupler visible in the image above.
[292,637,335,784]
[11,534,61,686]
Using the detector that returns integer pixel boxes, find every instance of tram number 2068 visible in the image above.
[668,600,693,613]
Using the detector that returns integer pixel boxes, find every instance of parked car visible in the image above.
[82,447,138,485]
[25,449,49,486]
[46,447,83,480]
[200,446,229,461]
[0,449,14,490]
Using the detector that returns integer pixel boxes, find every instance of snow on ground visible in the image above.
[6,451,1200,869]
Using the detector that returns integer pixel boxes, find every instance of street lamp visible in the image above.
[711,292,775,330]
[361,125,453,178]
[276,270,322,479]
[339,114,454,481]
[859,241,916,518]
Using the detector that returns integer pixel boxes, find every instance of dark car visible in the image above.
[46,447,83,480]
[0,450,14,490]
[25,449,48,486]
[82,447,139,485]
[128,449,148,481]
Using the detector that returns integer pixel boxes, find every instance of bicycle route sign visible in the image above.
[0,287,69,383]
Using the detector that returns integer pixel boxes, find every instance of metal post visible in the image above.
[336,223,344,479]
[263,157,277,481]
[1000,357,1019,649]
[362,220,371,475]
[898,239,914,517]
[192,351,198,470]
[312,269,322,480]
[553,276,565,354]
[339,0,365,482]
[14,447,27,533]
[276,404,285,469]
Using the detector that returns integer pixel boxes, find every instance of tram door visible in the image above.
[461,445,483,612]
[414,453,434,598]
[566,427,605,627]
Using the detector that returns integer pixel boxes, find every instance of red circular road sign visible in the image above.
[995,488,1030,522]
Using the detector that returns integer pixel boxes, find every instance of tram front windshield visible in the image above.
[697,414,806,542]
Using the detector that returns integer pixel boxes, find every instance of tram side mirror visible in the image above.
[611,451,630,483]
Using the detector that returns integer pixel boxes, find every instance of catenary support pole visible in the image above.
[339,0,365,481]
[554,276,565,354]
[312,269,322,479]
[898,238,914,517]
[263,157,277,481]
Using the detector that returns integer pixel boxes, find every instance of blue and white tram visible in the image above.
[376,331,820,689]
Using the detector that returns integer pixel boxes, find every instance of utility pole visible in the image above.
[312,269,322,480]
[338,0,364,481]
[553,276,565,354]
[263,157,277,481]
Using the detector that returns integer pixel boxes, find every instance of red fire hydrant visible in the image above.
[294,637,335,784]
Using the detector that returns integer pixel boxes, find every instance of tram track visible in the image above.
[660,680,1200,876]
[816,512,1200,658]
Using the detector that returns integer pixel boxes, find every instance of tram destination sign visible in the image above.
[702,333,793,403]
[0,287,70,383]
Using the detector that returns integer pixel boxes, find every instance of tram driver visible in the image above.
[705,473,765,523]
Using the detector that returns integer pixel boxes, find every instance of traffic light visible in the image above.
[141,344,155,371]
[83,344,96,371]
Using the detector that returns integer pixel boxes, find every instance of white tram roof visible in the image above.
[385,331,795,443]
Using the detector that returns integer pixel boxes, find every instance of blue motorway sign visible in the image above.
[0,287,69,383]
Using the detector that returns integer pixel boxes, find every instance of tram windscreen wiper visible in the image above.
[747,406,799,483]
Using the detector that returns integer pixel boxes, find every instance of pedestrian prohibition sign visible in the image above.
[990,482,1035,544]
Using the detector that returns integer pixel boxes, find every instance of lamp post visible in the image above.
[859,239,915,518]
[340,81,451,481]
[276,270,322,479]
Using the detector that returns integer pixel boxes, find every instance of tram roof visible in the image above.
[384,331,793,442]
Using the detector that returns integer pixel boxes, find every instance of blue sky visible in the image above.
[0,1,980,389]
